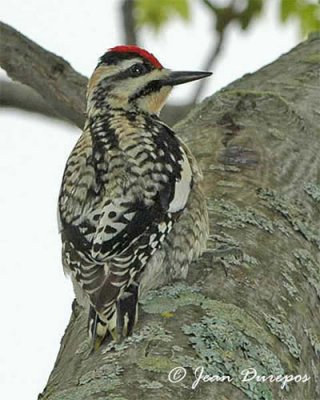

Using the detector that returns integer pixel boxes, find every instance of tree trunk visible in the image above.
[2,23,319,399]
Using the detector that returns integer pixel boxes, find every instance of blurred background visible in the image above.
[0,1,319,398]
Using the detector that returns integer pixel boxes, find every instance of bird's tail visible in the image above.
[88,283,139,351]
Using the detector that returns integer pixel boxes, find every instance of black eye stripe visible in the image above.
[111,62,153,81]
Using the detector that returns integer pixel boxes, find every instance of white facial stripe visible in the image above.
[117,58,143,71]
[88,58,145,95]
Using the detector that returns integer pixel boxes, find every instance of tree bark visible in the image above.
[2,23,319,399]
[0,79,61,121]
[0,21,87,128]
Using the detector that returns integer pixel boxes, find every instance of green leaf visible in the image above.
[279,0,320,36]
[172,0,190,19]
[239,0,264,30]
[280,0,298,22]
[299,3,320,35]
[135,0,190,31]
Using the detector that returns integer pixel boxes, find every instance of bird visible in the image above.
[58,45,210,350]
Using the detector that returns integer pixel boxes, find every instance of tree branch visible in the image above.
[0,21,87,129]
[121,0,138,44]
[191,30,224,102]
[0,79,63,120]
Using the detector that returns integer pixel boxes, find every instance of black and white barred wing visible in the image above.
[91,125,193,265]
[58,126,96,230]
[59,121,194,302]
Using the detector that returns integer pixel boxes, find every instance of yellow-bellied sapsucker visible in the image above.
[58,45,210,349]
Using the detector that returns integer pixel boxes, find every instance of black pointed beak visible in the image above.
[163,70,212,86]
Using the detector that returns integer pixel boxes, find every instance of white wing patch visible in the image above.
[57,206,63,233]
[168,149,192,213]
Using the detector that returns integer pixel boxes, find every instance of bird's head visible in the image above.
[87,45,212,116]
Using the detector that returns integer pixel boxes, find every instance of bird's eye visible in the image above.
[129,63,148,77]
